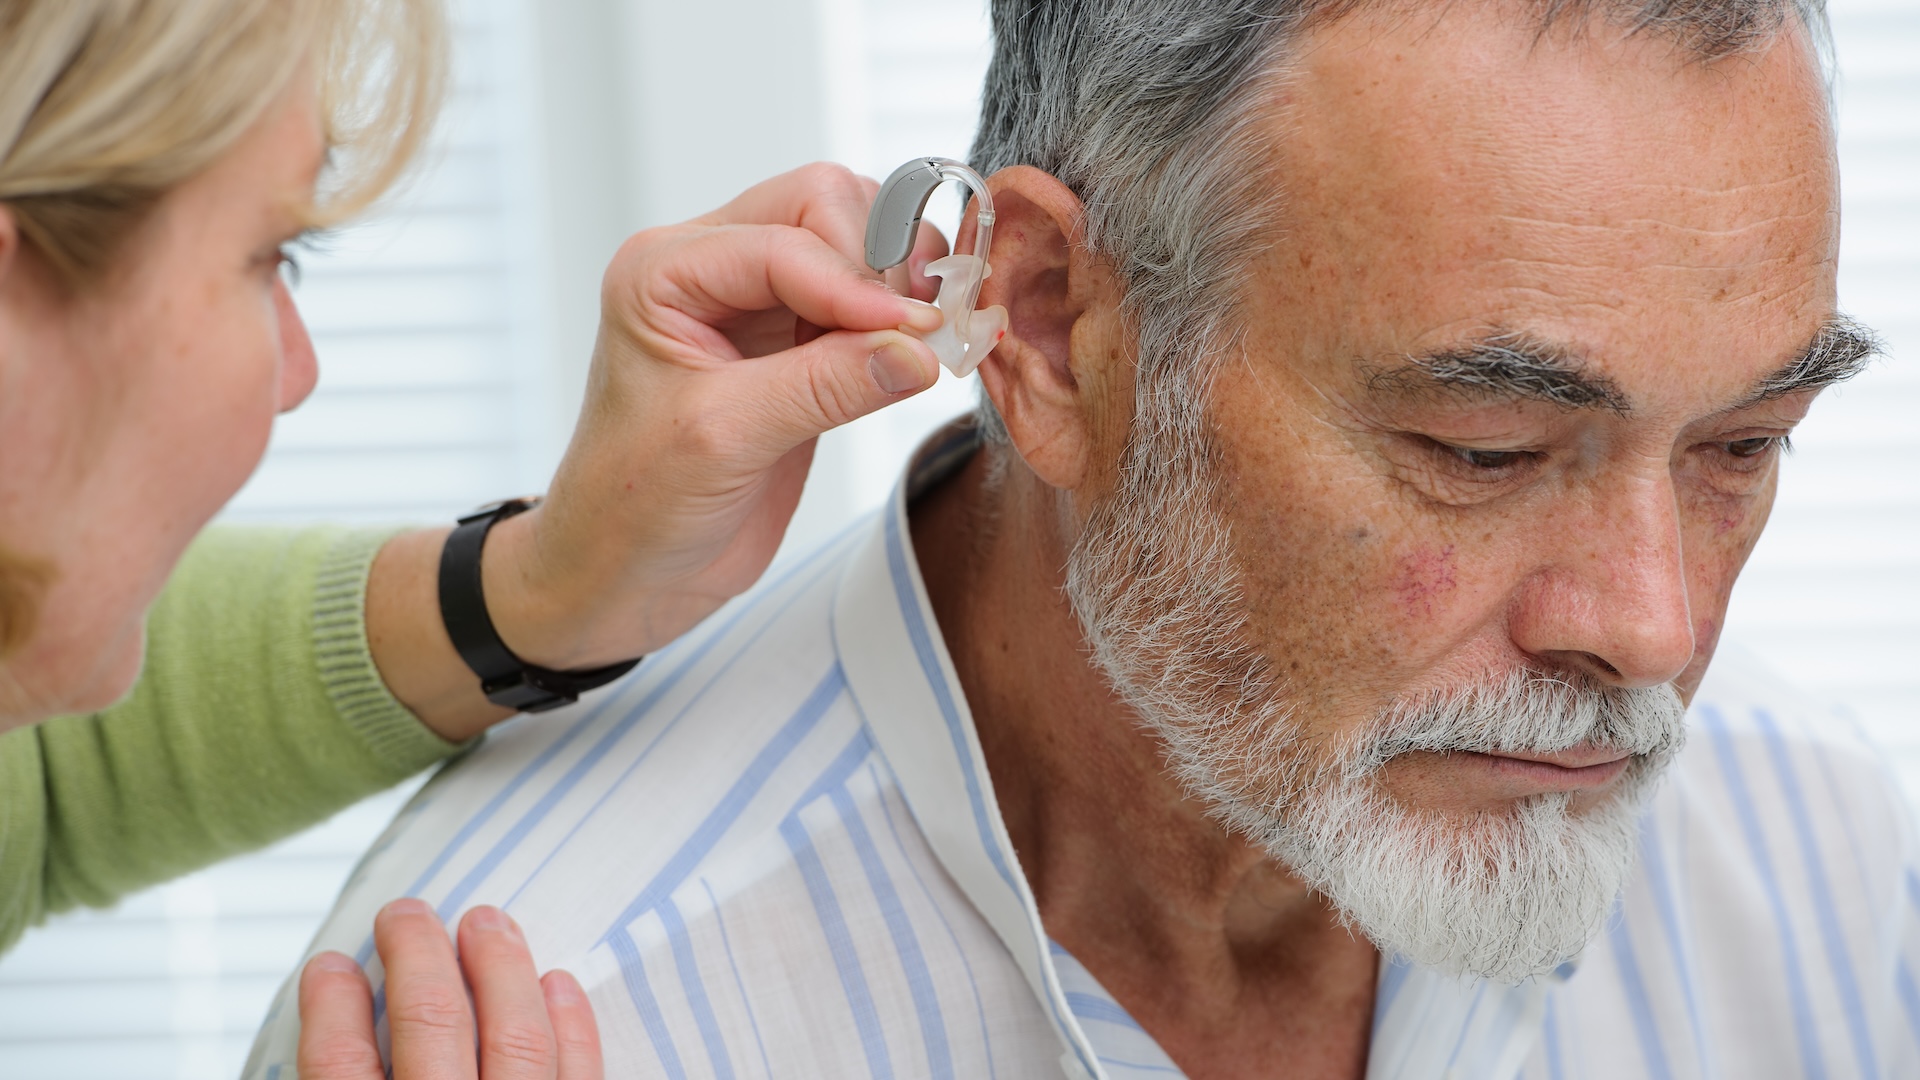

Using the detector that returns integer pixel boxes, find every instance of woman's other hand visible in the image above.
[367,163,949,738]
[296,900,601,1080]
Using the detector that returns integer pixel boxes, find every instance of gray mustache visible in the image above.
[1345,671,1688,777]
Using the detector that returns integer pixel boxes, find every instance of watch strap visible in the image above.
[437,498,641,713]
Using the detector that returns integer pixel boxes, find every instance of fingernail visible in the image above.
[383,897,431,919]
[468,905,520,939]
[869,340,933,395]
[309,952,360,975]
[545,971,584,1005]
[897,298,943,333]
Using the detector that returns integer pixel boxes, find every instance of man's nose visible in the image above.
[1507,479,1696,688]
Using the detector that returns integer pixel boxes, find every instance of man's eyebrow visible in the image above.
[1365,331,1631,413]
[1732,315,1882,409]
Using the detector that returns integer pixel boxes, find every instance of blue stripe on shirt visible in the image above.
[1607,914,1675,1080]
[1443,981,1488,1071]
[1755,707,1882,1079]
[1373,957,1414,1038]
[1636,815,1711,1078]
[1701,705,1828,1080]
[700,877,774,1080]
[608,927,690,1080]
[1894,962,1920,1052]
[657,896,737,1080]
[353,690,617,966]
[353,536,850,971]
[783,812,896,1080]
[869,760,1001,1080]
[1542,995,1566,1080]
[1067,991,1146,1032]
[598,663,846,943]
[831,783,956,1080]
[498,553,849,911]
[1098,1055,1186,1075]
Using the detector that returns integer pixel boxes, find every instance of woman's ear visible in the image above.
[967,166,1123,492]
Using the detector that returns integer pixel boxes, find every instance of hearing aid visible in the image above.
[865,157,1008,378]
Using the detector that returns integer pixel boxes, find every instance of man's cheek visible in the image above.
[1392,542,1459,619]
[1672,483,1776,697]
[1231,490,1421,686]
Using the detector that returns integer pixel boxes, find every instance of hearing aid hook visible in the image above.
[865,157,1009,378]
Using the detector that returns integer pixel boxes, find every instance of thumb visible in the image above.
[742,329,941,453]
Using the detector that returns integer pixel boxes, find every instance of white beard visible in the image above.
[1063,422,1686,984]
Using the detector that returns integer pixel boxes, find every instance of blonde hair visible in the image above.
[0,0,446,655]
[0,0,447,284]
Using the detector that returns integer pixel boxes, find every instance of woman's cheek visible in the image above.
[152,298,283,530]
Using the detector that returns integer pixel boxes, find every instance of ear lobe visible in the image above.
[968,166,1111,491]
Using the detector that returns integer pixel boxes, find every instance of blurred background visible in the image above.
[0,0,1911,1075]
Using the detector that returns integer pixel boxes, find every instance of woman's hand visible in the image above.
[493,162,949,668]
[297,900,601,1079]
[364,163,949,738]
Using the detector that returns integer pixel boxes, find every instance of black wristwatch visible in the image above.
[437,497,642,713]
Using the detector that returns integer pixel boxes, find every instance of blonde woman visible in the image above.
[0,0,947,1075]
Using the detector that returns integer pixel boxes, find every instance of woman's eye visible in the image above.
[1444,445,1529,470]
[277,247,304,288]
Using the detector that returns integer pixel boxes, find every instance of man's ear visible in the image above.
[967,166,1123,492]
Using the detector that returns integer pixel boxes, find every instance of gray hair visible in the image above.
[967,0,1832,452]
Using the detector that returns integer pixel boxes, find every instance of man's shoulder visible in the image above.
[327,523,877,960]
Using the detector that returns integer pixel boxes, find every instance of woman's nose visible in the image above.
[273,275,318,413]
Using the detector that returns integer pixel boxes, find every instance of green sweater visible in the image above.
[0,526,465,956]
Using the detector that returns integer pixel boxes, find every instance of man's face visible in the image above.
[1211,8,1844,813]
[1059,6,1859,979]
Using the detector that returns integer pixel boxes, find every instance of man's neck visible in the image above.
[910,443,1379,1079]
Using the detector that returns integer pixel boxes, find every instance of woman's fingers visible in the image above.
[296,952,385,1080]
[543,971,605,1080]
[639,224,941,345]
[692,162,879,266]
[456,906,561,1080]
[728,329,942,457]
[323,901,601,1080]
[376,898,477,1080]
[692,163,959,304]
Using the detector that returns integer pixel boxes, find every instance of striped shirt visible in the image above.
[244,437,1920,1080]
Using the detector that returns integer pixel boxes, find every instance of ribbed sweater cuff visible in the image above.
[312,528,466,774]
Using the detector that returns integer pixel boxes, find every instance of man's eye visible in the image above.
[1725,436,1786,459]
[1443,444,1530,470]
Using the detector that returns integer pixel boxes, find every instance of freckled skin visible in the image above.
[915,7,1839,1079]
[1392,544,1458,617]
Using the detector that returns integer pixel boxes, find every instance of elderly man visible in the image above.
[249,0,1916,1077]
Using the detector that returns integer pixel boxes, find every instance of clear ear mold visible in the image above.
[865,157,1009,377]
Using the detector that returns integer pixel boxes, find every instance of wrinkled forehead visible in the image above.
[1260,4,1839,396]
